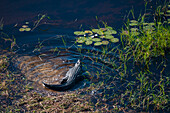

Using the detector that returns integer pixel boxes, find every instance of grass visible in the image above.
[72,1,170,112]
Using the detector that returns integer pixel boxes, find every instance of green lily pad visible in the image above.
[168,5,170,8]
[85,40,93,45]
[77,37,86,43]
[92,29,100,33]
[92,38,101,42]
[92,29,104,35]
[100,28,107,31]
[19,28,25,32]
[102,41,109,45]
[104,30,117,35]
[22,25,28,28]
[130,28,138,31]
[100,36,106,38]
[130,20,138,23]
[25,28,31,31]
[25,22,29,24]
[143,26,155,31]
[77,40,85,43]
[94,42,102,46]
[86,37,93,41]
[110,38,119,43]
[85,30,93,35]
[129,23,138,26]
[74,31,85,35]
[77,45,82,47]
[105,35,114,39]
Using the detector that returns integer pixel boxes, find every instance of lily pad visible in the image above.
[105,35,114,39]
[22,25,28,28]
[77,37,86,43]
[100,36,106,38]
[86,37,93,41]
[77,40,85,43]
[77,45,82,47]
[92,29,104,35]
[130,20,138,23]
[100,28,107,31]
[92,29,100,33]
[74,31,85,35]
[94,42,102,46]
[85,41,93,45]
[19,28,25,32]
[84,30,93,35]
[143,26,155,31]
[92,38,101,42]
[104,30,117,35]
[130,28,138,31]
[129,23,138,26]
[110,38,119,43]
[25,28,31,31]
[102,41,109,45]
[25,22,29,24]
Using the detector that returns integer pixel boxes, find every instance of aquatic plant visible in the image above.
[19,22,31,32]
[74,26,119,46]
[121,16,170,65]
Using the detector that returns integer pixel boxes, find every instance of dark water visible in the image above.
[1,0,145,28]
[0,0,149,50]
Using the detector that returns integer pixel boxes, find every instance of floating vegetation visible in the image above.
[92,38,101,42]
[19,22,31,32]
[74,26,119,46]
[94,42,102,46]
[110,38,119,43]
[85,40,93,45]
[74,31,85,35]
[129,20,138,26]
[101,40,109,45]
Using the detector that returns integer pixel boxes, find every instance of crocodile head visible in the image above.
[75,59,80,67]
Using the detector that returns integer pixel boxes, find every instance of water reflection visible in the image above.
[0,0,145,29]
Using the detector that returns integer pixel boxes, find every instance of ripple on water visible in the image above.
[12,43,117,94]
[13,51,76,87]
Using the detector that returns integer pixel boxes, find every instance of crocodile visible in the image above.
[42,59,81,91]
